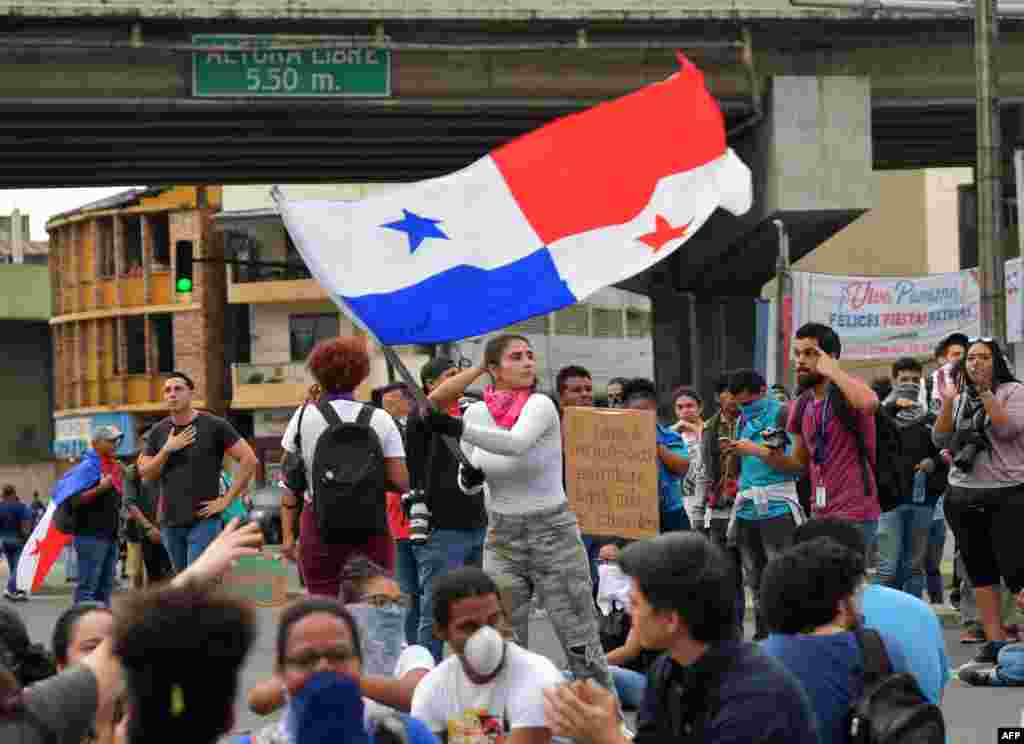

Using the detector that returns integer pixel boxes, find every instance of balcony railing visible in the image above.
[232,263,312,284]
[232,362,313,409]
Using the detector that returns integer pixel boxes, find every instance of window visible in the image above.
[592,308,624,338]
[98,218,115,278]
[123,217,143,276]
[284,229,312,280]
[627,309,651,338]
[290,314,340,362]
[112,319,121,375]
[125,316,146,374]
[554,305,589,336]
[152,314,174,373]
[151,214,170,268]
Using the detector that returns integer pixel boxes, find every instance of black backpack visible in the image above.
[311,401,388,543]
[794,386,903,512]
[849,628,945,744]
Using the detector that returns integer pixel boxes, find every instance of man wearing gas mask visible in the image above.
[411,567,564,744]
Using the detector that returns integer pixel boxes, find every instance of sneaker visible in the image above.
[14,590,28,601]
[973,640,1009,665]
[3,590,25,602]
[959,665,1024,687]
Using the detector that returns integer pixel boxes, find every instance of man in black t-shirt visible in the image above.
[139,371,259,572]
[405,357,488,662]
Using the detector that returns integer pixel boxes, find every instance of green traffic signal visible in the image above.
[176,277,193,293]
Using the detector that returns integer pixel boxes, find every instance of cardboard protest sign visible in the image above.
[564,407,659,539]
[222,553,290,608]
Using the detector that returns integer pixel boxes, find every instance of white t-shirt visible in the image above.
[460,394,566,515]
[411,642,562,741]
[364,644,437,723]
[596,563,632,616]
[281,399,405,503]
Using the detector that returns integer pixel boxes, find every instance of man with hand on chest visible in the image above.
[139,371,259,572]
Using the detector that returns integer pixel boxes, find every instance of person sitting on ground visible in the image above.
[544,532,818,744]
[0,519,263,744]
[411,566,565,744]
[792,518,948,704]
[242,596,437,744]
[248,557,435,717]
[759,536,911,743]
[52,602,116,744]
[593,543,655,712]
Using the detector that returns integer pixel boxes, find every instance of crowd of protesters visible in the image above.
[7,321,1024,744]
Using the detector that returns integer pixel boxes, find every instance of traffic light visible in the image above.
[175,240,194,293]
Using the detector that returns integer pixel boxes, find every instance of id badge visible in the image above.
[815,486,827,509]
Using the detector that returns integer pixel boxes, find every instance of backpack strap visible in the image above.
[355,404,375,429]
[826,386,875,505]
[854,627,892,689]
[316,399,346,429]
[293,402,308,454]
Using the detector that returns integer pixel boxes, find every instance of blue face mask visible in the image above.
[287,672,369,744]
[739,397,771,420]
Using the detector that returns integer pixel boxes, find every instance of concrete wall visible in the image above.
[0,463,58,504]
[250,303,356,365]
[764,168,973,296]
[1,0,853,20]
[0,320,54,465]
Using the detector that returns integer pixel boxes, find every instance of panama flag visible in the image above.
[17,450,101,593]
[276,54,752,345]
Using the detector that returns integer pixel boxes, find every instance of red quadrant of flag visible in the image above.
[490,55,726,246]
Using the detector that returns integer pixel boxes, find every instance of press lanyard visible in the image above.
[813,396,832,466]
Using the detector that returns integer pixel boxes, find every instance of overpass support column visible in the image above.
[651,74,875,406]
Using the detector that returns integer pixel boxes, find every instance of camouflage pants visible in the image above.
[484,502,617,694]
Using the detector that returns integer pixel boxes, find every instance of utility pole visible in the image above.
[774,219,791,388]
[977,0,1006,340]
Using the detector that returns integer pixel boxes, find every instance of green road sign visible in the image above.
[192,34,391,98]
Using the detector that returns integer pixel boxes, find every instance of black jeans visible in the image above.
[141,536,173,584]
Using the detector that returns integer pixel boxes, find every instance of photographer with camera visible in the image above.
[934,337,1024,666]
[719,369,804,641]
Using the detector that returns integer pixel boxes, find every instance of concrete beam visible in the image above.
[648,74,874,399]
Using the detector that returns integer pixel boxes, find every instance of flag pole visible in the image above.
[270,186,471,468]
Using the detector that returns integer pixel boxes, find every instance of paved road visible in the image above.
[6,547,1023,743]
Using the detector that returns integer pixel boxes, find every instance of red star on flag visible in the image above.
[637,215,692,253]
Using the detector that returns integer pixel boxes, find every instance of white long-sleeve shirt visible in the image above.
[459,394,566,515]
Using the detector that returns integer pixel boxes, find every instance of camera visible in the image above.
[952,432,989,473]
[401,488,431,544]
[761,427,790,451]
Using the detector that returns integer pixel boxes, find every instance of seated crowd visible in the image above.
[0,514,956,744]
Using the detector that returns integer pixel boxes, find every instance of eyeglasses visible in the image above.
[284,646,358,672]
[361,593,412,609]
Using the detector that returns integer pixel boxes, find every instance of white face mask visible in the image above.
[463,625,506,678]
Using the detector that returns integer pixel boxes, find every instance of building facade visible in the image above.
[0,211,57,499]
[47,187,226,459]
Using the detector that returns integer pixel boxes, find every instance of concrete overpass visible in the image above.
[4,1,1024,400]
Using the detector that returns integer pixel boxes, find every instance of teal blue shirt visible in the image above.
[656,424,688,515]
[735,397,796,521]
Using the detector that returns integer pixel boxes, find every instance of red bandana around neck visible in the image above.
[484,386,531,429]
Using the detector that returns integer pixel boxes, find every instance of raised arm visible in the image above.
[460,394,559,457]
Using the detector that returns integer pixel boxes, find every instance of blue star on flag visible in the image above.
[381,209,450,254]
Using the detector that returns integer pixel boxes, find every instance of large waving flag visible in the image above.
[276,55,752,345]
[17,451,101,593]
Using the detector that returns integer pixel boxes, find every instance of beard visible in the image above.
[797,371,824,390]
